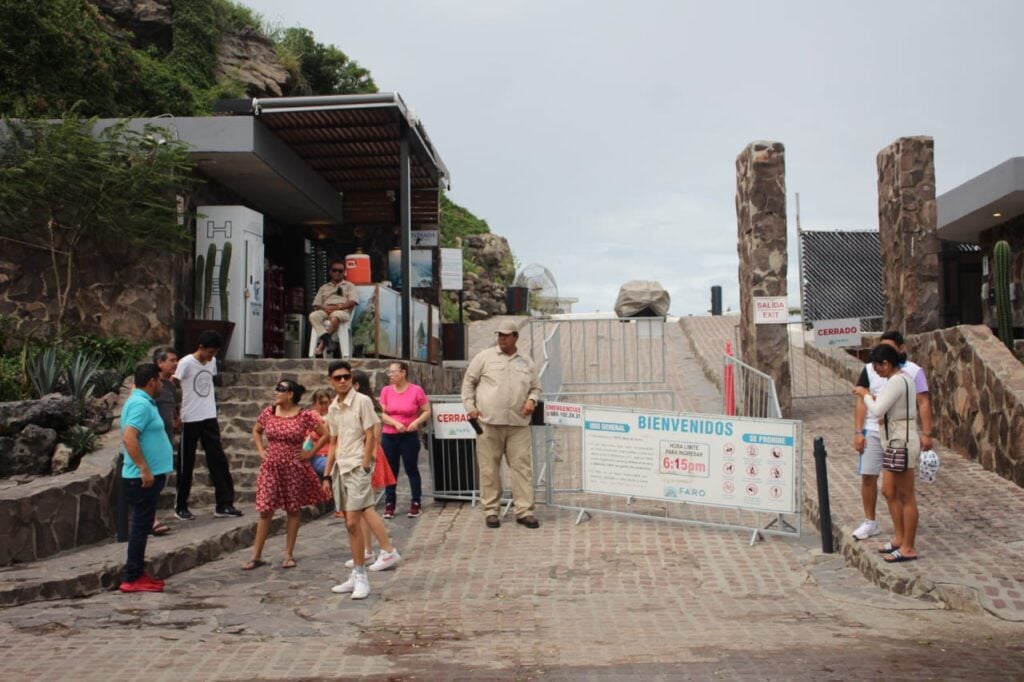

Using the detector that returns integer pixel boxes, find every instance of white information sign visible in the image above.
[440,248,464,291]
[544,401,583,427]
[411,230,439,247]
[753,296,788,324]
[812,318,861,348]
[582,407,798,513]
[431,402,476,440]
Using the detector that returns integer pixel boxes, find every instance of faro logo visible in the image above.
[678,488,706,498]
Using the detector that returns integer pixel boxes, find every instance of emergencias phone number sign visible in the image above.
[581,407,799,514]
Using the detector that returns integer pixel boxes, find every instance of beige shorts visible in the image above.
[332,466,375,512]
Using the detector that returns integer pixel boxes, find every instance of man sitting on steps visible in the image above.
[309,260,357,359]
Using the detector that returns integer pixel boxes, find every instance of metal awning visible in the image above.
[937,157,1024,243]
[214,94,449,224]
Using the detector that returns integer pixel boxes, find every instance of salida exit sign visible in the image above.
[753,296,788,324]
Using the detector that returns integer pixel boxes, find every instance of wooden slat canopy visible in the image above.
[214,94,449,226]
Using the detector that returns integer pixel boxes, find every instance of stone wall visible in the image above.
[735,141,791,415]
[978,217,1024,330]
[907,325,1024,486]
[0,428,119,566]
[876,136,940,334]
[0,236,188,344]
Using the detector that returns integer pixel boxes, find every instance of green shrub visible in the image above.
[0,355,25,401]
[69,334,146,371]
[91,369,126,396]
[62,424,97,460]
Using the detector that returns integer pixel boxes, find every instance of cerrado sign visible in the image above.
[812,318,861,348]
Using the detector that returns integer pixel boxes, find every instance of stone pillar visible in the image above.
[735,141,791,416]
[876,136,940,334]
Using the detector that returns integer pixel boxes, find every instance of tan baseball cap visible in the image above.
[495,320,520,335]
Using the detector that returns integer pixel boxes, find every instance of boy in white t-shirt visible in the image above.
[172,330,241,520]
[850,330,933,540]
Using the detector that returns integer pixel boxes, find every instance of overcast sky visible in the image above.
[243,0,1024,315]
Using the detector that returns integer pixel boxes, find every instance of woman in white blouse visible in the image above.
[853,343,920,563]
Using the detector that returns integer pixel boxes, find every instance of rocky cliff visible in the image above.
[461,233,516,320]
[93,0,291,97]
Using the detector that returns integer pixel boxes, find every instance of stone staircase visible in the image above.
[157,358,363,511]
[0,356,460,606]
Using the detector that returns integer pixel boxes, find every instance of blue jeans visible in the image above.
[382,432,422,505]
[122,474,166,582]
[310,454,327,477]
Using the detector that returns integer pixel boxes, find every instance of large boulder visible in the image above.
[0,395,76,437]
[0,425,58,476]
[614,281,671,318]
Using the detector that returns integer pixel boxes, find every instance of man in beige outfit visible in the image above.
[461,319,542,529]
[309,261,358,358]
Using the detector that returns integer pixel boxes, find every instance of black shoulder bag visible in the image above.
[882,376,911,473]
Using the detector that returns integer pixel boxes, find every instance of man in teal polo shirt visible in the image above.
[120,363,174,593]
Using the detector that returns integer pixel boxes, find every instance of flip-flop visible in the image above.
[282,558,297,569]
[884,549,918,563]
[241,559,268,571]
[149,522,171,536]
[878,542,900,554]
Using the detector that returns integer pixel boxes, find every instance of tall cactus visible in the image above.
[202,242,216,318]
[193,253,205,318]
[994,240,1013,350]
[219,241,232,321]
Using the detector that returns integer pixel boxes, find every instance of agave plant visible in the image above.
[62,424,97,460]
[65,351,100,405]
[26,347,61,398]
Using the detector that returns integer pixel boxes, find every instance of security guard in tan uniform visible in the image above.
[461,319,542,529]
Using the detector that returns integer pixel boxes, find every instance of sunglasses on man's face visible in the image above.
[331,268,345,273]
[331,373,352,381]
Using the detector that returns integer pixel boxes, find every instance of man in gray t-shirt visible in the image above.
[153,347,180,444]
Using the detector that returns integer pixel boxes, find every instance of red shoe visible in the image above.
[407,502,421,518]
[383,503,395,519]
[140,574,165,587]
[120,576,163,593]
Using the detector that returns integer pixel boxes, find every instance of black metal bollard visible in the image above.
[813,436,834,554]
[115,453,129,543]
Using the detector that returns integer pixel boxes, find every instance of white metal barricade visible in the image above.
[542,403,802,544]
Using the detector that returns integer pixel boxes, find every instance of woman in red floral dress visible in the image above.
[242,379,330,570]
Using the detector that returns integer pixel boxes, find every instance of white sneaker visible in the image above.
[852,519,879,540]
[368,549,401,572]
[331,571,357,594]
[344,551,376,569]
[351,571,370,600]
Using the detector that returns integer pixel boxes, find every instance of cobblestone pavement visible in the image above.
[2,316,1024,680]
[2,503,1024,680]
[682,315,1024,622]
